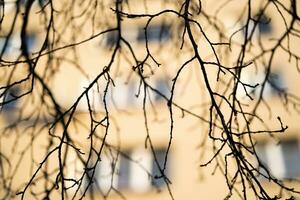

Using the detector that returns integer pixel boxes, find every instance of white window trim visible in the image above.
[265,142,285,179]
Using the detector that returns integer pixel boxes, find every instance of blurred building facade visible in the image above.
[1,0,300,199]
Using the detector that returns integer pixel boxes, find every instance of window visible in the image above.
[129,149,152,192]
[130,148,169,191]
[243,20,258,39]
[242,14,272,39]
[37,0,48,7]
[0,36,20,56]
[94,155,118,194]
[256,142,285,179]
[78,78,140,112]
[256,139,300,179]
[267,71,286,95]
[117,153,131,189]
[281,140,300,178]
[257,14,272,34]
[0,33,37,57]
[85,165,99,193]
[104,31,118,48]
[151,149,168,187]
[137,24,171,43]
[255,143,269,177]
[154,79,170,102]
[237,70,286,99]
[255,71,287,97]
[19,0,48,8]
[1,87,21,121]
[24,33,37,52]
[104,28,137,48]
[77,79,103,112]
[1,87,20,110]
[85,148,171,193]
[110,79,130,108]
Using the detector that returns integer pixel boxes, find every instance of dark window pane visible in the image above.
[2,87,20,110]
[20,0,48,8]
[20,0,27,5]
[25,33,36,52]
[152,149,168,187]
[38,0,48,7]
[281,140,300,178]
[154,79,170,101]
[118,153,130,189]
[243,14,272,39]
[268,72,286,94]
[257,14,272,34]
[137,24,171,42]
[85,166,100,193]
[105,31,118,48]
